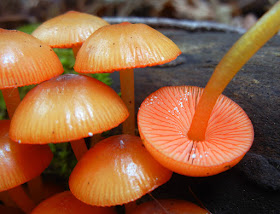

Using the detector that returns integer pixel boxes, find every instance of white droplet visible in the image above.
[88,132,93,137]
[18,140,21,144]
[191,154,196,159]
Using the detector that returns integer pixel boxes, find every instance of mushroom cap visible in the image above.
[69,134,172,206]
[0,29,64,88]
[32,11,109,48]
[0,120,53,191]
[74,22,181,73]
[31,191,116,214]
[138,86,254,177]
[9,74,129,144]
[127,199,209,214]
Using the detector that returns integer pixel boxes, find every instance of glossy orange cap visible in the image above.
[32,11,109,48]
[0,120,53,191]
[9,74,129,144]
[138,86,254,177]
[127,199,209,214]
[69,135,172,206]
[0,29,64,88]
[74,22,181,73]
[31,191,116,214]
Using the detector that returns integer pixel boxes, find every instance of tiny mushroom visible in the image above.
[138,1,280,176]
[0,120,53,213]
[31,191,116,214]
[74,22,181,135]
[9,74,128,160]
[69,134,172,206]
[32,11,109,58]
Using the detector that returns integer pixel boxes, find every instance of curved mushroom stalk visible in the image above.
[188,1,280,141]
[138,1,280,177]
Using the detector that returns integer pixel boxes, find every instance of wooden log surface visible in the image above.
[110,27,280,213]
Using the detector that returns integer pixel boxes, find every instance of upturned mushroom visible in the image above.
[138,1,280,176]
[74,22,181,135]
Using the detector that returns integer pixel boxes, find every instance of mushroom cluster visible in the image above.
[1,1,280,213]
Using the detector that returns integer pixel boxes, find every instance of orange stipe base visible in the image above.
[138,86,254,177]
[31,191,116,214]
[69,135,172,206]
[127,199,209,214]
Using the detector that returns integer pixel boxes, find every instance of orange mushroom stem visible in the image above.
[188,1,280,141]
[120,68,135,134]
[1,88,21,118]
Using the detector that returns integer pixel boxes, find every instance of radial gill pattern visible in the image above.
[138,86,254,177]
[69,135,172,206]
[74,22,181,73]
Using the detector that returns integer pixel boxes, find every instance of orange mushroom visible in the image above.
[127,199,209,214]
[138,1,280,176]
[138,86,253,176]
[74,22,181,135]
[0,120,53,213]
[69,134,172,206]
[32,11,109,58]
[31,191,117,214]
[9,74,128,160]
[0,28,63,118]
